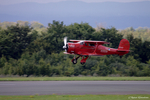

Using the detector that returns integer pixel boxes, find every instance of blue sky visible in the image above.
[0,0,150,5]
[0,0,150,28]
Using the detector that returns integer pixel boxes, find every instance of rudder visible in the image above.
[118,39,130,51]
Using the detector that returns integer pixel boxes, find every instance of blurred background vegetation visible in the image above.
[0,20,150,77]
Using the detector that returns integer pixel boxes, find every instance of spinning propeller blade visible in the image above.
[63,37,68,51]
[64,37,67,47]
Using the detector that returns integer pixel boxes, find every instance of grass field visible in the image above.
[0,94,150,100]
[0,77,150,81]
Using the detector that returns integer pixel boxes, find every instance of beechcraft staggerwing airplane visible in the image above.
[63,37,130,64]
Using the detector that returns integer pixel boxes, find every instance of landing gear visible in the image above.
[80,56,89,65]
[72,56,80,64]
[71,56,89,64]
[72,59,77,64]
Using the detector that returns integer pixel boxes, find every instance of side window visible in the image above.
[85,43,88,46]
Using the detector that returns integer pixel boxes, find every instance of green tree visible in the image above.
[0,24,34,59]
[92,27,123,48]
[31,21,44,29]
[66,22,95,40]
[0,55,7,68]
[95,60,109,76]
[140,41,150,62]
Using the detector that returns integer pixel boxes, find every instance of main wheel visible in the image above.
[72,59,77,64]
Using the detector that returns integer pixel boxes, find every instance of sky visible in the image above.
[0,0,150,5]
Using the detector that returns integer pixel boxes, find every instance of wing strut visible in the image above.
[93,43,98,54]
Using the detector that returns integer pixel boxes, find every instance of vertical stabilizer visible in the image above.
[118,39,130,51]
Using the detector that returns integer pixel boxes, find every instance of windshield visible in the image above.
[78,41,84,45]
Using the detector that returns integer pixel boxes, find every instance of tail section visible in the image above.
[117,39,130,53]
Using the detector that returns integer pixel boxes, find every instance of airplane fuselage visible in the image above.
[67,42,129,56]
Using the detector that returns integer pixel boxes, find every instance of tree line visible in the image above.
[0,20,150,77]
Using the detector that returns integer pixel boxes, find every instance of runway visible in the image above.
[0,81,150,95]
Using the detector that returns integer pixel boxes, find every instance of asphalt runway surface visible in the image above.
[0,81,150,95]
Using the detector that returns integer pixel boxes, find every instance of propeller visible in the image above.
[63,37,68,52]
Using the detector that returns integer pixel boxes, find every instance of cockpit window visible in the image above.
[88,44,95,46]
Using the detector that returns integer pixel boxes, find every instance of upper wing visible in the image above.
[84,41,110,45]
[69,40,110,45]
[69,40,84,43]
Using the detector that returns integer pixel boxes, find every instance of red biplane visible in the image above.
[63,37,130,64]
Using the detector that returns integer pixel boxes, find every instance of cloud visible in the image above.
[0,0,150,5]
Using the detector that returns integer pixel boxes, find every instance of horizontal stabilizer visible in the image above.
[117,50,130,52]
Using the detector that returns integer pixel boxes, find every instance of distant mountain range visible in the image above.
[0,1,150,29]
